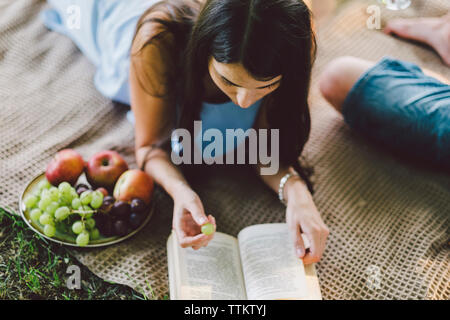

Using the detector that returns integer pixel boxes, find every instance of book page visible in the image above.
[167,231,247,300]
[237,223,309,300]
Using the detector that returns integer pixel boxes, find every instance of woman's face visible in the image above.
[208,57,282,109]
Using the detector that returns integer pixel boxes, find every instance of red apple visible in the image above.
[86,150,128,191]
[113,169,154,205]
[46,149,85,186]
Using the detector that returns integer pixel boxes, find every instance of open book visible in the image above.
[167,223,322,300]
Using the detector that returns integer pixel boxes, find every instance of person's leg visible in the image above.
[319,56,375,113]
[384,13,450,67]
[320,56,450,114]
[319,56,450,170]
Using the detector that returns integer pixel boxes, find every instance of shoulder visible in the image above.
[130,9,177,96]
[132,7,176,63]
[132,0,202,53]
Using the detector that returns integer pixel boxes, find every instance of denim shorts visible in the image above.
[342,57,450,170]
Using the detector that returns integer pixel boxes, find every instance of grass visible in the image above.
[0,206,147,300]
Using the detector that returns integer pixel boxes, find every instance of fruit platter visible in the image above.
[18,149,155,247]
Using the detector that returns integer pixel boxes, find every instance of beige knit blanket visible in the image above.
[0,0,448,299]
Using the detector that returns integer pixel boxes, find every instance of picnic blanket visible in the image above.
[0,0,448,299]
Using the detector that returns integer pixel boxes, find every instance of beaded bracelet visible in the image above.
[278,172,299,205]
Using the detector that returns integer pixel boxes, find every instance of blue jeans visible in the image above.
[342,57,450,170]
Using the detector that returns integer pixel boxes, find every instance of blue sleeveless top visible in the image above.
[126,99,262,157]
[42,0,262,156]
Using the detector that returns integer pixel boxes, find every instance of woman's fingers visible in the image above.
[319,226,329,258]
[289,223,306,258]
[173,208,200,248]
[186,198,209,226]
[179,231,214,249]
[287,209,306,258]
[173,191,217,249]
[178,233,209,248]
[195,215,216,248]
[302,225,328,265]
[302,241,321,265]
[304,232,320,264]
[174,210,217,249]
[207,215,217,230]
[187,217,217,249]
[285,194,329,265]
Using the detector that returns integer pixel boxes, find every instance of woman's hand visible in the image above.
[285,178,329,265]
[172,183,216,250]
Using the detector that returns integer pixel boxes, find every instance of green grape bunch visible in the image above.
[24,178,104,247]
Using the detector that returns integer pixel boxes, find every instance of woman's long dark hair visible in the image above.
[133,0,316,193]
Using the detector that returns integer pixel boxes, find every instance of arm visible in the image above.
[254,110,329,265]
[258,166,329,265]
[130,24,215,249]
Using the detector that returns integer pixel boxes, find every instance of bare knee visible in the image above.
[319,56,374,113]
[319,57,352,113]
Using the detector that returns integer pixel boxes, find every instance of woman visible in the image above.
[43,0,329,264]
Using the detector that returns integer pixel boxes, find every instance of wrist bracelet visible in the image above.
[278,172,299,205]
[139,145,155,172]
